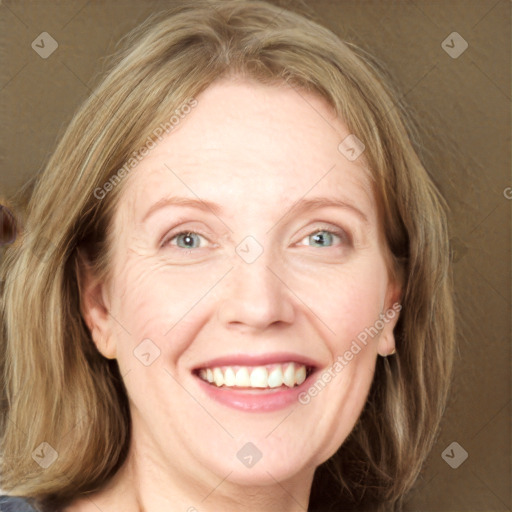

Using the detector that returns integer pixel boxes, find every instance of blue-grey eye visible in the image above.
[174,232,203,249]
[303,230,341,248]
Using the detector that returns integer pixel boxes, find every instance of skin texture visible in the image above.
[74,78,400,512]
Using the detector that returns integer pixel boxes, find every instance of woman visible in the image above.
[0,1,455,511]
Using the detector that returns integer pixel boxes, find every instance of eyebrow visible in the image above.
[142,196,223,222]
[141,195,369,225]
[283,197,369,224]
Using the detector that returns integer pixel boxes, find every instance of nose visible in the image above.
[217,254,296,332]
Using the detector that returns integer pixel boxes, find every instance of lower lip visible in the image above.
[194,372,316,412]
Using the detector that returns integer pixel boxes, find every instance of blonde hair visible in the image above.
[0,1,455,510]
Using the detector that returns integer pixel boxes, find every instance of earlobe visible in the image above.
[76,249,117,360]
[377,308,399,356]
[377,332,397,357]
[377,282,402,357]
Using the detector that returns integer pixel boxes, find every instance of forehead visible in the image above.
[120,79,375,222]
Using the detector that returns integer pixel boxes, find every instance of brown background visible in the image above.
[0,1,510,510]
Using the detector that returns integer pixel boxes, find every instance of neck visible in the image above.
[66,436,314,512]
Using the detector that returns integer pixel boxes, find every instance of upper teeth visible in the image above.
[198,363,307,389]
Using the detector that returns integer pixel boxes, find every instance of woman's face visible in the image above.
[85,79,400,492]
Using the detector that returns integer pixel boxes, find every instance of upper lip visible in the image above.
[193,352,321,370]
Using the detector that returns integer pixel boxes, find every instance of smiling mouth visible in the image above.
[194,362,314,390]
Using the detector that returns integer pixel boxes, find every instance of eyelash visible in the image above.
[161,226,351,250]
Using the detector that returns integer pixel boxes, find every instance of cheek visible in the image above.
[295,263,387,463]
[295,258,389,350]
[108,255,228,363]
[109,245,389,367]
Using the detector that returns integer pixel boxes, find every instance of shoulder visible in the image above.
[0,495,40,511]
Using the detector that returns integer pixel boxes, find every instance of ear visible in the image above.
[377,279,402,357]
[76,249,117,359]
